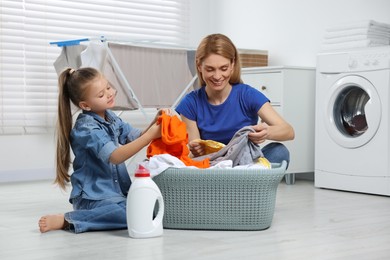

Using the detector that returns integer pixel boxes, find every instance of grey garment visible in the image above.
[53,45,87,75]
[195,126,264,167]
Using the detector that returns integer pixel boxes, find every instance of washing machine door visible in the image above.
[325,75,381,148]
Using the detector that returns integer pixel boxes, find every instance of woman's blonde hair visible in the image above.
[195,33,242,86]
[55,67,100,189]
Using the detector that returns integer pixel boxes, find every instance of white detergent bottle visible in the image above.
[127,164,164,238]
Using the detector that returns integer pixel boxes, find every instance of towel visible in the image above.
[324,28,390,40]
[321,20,390,51]
[80,42,108,71]
[53,45,87,75]
[147,111,210,168]
[321,39,388,52]
[325,20,390,32]
[323,34,390,44]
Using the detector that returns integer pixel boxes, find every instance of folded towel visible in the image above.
[324,28,390,39]
[321,39,388,52]
[326,20,390,33]
[323,35,390,44]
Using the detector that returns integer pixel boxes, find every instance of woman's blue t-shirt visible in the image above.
[176,83,269,144]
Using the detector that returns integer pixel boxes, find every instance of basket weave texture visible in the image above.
[153,161,287,231]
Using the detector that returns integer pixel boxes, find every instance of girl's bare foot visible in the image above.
[38,214,66,233]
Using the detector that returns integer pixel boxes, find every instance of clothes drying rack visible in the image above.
[50,36,198,121]
[51,37,199,170]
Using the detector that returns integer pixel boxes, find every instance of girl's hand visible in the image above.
[146,122,162,140]
[161,108,174,116]
[155,108,174,118]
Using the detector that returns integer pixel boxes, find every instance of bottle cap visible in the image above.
[134,164,150,177]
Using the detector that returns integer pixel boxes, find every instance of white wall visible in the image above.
[188,0,213,47]
[1,0,390,182]
[0,134,56,182]
[208,0,390,67]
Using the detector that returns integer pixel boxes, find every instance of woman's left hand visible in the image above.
[248,123,269,144]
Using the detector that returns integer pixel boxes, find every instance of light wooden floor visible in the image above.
[1,179,389,260]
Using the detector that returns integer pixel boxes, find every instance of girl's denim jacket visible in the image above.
[69,110,141,202]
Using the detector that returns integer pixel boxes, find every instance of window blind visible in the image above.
[0,0,189,134]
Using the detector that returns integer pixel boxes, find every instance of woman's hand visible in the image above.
[254,103,295,142]
[188,139,205,157]
[248,123,269,144]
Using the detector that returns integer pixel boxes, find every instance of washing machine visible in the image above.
[315,46,390,196]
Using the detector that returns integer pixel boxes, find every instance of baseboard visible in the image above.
[0,168,55,183]
[295,172,314,181]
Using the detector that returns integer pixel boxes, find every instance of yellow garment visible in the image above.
[194,139,225,155]
[256,157,272,169]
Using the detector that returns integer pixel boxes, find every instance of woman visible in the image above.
[176,33,294,164]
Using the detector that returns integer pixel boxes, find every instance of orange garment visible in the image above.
[147,111,210,168]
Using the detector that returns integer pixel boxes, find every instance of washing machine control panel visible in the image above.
[348,51,390,71]
[318,48,390,74]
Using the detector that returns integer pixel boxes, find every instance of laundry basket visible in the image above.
[153,161,287,231]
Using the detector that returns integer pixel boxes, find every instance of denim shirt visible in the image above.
[69,110,142,202]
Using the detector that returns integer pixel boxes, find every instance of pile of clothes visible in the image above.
[321,20,390,51]
[144,111,271,176]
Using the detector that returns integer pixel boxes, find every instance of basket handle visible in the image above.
[279,160,288,171]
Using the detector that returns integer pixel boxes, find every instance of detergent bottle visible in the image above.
[127,164,164,238]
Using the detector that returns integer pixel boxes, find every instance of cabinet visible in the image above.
[241,66,316,183]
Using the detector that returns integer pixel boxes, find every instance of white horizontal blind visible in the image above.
[0,0,189,134]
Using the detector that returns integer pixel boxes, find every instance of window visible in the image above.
[0,0,189,134]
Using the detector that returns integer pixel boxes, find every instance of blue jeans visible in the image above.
[64,196,127,233]
[262,142,290,168]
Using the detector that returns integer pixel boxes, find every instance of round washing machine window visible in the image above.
[325,75,381,148]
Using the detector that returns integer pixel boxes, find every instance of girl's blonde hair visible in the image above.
[55,67,100,189]
[195,33,242,86]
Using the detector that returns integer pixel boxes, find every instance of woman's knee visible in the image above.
[262,142,290,164]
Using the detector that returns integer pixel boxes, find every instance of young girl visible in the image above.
[39,67,170,233]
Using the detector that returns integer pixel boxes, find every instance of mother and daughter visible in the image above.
[39,34,294,233]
